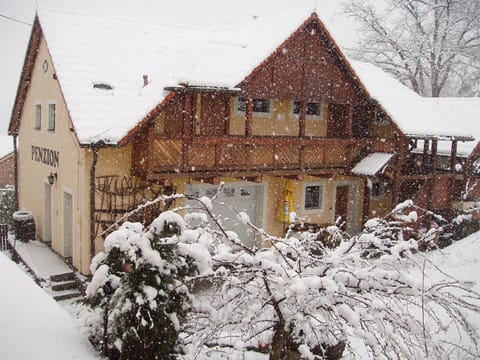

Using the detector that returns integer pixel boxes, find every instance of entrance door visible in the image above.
[187,183,262,247]
[43,183,52,242]
[335,185,349,230]
[63,191,73,258]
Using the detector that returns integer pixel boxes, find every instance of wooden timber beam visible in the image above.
[394,137,408,205]
[147,168,344,181]
[450,140,457,174]
[245,98,253,137]
[298,100,306,137]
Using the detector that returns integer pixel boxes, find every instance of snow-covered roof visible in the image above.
[37,5,316,144]
[33,2,479,155]
[350,61,480,157]
[351,152,394,176]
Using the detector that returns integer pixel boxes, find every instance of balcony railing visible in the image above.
[133,134,377,178]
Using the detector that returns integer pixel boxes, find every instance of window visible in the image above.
[236,97,271,114]
[371,181,385,198]
[34,104,41,129]
[223,187,235,197]
[48,103,56,131]
[374,109,388,124]
[304,184,324,210]
[293,101,323,118]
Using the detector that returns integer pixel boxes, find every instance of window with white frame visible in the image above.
[303,183,324,210]
[292,101,323,118]
[371,180,385,198]
[236,97,271,115]
[48,103,56,131]
[34,103,41,130]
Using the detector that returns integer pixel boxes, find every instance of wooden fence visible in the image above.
[0,224,9,251]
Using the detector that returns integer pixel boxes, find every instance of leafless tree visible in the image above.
[343,0,480,97]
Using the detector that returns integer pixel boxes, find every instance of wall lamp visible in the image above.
[48,172,57,185]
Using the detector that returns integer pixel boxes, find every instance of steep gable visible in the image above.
[8,17,42,136]
[240,14,366,104]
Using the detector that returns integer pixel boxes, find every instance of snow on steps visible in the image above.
[48,272,82,301]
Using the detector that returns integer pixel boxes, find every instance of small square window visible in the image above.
[205,188,217,198]
[374,109,388,124]
[223,187,235,197]
[252,99,270,113]
[304,185,323,210]
[237,98,247,112]
[34,104,41,130]
[371,181,385,198]
[240,188,250,196]
[48,103,56,131]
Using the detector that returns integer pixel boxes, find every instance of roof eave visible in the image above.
[8,15,42,136]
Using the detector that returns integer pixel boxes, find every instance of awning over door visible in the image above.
[351,152,394,176]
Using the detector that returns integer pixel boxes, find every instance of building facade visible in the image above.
[8,9,479,275]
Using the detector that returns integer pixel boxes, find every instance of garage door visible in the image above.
[186,182,263,247]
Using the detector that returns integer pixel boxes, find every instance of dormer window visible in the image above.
[293,101,323,118]
[93,83,113,90]
[236,97,271,114]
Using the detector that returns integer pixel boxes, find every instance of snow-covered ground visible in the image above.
[0,252,100,360]
[1,230,479,359]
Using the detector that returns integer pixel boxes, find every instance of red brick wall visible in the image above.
[0,153,14,188]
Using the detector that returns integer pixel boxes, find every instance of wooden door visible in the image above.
[335,185,349,229]
[200,93,229,136]
[63,191,73,258]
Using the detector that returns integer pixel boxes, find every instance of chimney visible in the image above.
[143,74,149,87]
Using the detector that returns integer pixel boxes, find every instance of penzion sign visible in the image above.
[31,145,60,168]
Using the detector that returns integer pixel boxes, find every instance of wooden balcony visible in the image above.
[133,134,372,179]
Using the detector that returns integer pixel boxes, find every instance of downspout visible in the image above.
[12,135,19,211]
[89,143,99,261]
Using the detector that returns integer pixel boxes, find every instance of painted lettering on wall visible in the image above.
[31,146,60,168]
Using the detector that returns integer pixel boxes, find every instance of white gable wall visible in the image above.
[17,36,92,274]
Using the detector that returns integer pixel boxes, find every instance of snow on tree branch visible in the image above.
[343,0,480,97]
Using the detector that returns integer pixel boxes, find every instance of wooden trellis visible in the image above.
[94,175,176,239]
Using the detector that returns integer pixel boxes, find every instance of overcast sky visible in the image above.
[0,0,358,138]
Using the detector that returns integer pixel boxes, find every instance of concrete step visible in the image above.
[50,272,76,282]
[52,289,82,302]
[51,280,78,292]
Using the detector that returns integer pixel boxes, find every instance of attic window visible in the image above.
[236,97,271,115]
[293,101,323,118]
[93,83,113,90]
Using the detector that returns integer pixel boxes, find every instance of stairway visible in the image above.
[48,272,82,301]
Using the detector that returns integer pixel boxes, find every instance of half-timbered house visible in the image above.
[8,6,479,274]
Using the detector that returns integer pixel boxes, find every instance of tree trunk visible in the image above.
[269,322,288,360]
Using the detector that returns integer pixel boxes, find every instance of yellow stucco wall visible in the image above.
[200,174,365,238]
[229,98,327,137]
[17,36,92,274]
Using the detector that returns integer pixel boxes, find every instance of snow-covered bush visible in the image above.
[84,192,480,360]
[182,199,480,360]
[84,211,211,359]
